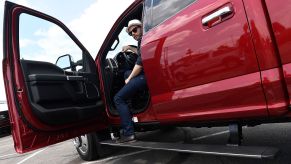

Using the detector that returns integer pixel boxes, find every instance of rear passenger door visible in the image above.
[3,2,107,153]
[141,0,268,122]
[264,0,291,108]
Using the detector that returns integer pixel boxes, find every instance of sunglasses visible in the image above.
[129,26,139,36]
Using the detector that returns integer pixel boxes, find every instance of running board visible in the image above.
[100,140,279,159]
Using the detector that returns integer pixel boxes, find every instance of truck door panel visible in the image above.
[141,0,268,122]
[264,0,291,107]
[3,2,108,153]
[20,60,102,125]
[242,0,289,117]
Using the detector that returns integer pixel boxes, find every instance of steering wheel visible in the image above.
[105,58,118,74]
[122,51,138,68]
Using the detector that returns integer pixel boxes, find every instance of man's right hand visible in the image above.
[122,45,137,54]
[122,45,131,52]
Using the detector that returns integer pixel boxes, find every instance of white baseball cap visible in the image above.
[126,19,142,34]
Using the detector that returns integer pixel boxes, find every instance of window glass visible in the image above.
[19,13,83,71]
[56,55,71,69]
[143,0,152,33]
[143,0,197,32]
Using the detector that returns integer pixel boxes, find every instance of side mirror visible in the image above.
[56,54,76,71]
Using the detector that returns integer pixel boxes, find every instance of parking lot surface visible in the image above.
[1,123,291,163]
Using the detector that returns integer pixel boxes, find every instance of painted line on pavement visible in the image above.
[0,153,18,159]
[0,145,13,149]
[0,137,12,143]
[1,143,13,147]
[16,148,47,164]
[82,149,150,164]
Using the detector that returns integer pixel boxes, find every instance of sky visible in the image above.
[0,0,135,101]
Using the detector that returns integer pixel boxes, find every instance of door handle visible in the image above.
[202,5,234,28]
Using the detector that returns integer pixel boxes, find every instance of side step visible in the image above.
[100,140,279,159]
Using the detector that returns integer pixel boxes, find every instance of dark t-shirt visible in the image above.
[135,39,144,75]
[136,54,143,66]
[135,39,142,66]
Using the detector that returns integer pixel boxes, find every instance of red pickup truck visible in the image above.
[3,0,291,161]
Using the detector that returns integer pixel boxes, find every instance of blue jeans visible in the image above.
[114,70,147,136]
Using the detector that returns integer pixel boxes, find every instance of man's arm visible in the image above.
[122,45,138,54]
[125,64,143,84]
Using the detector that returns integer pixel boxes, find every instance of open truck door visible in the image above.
[3,1,108,153]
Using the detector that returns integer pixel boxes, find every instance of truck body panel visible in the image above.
[264,0,291,108]
[242,0,290,117]
[141,0,268,123]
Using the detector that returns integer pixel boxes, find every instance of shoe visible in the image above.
[110,132,120,141]
[116,134,136,143]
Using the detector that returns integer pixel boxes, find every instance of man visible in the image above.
[114,19,147,143]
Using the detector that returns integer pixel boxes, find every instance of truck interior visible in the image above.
[15,10,105,126]
[100,3,151,116]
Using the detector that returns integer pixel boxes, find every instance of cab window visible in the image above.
[143,0,197,32]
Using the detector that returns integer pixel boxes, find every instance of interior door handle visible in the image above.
[202,5,234,28]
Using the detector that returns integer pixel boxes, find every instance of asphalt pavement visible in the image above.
[1,123,291,164]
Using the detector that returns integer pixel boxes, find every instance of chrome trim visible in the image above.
[73,137,81,148]
[202,6,233,26]
[66,76,83,81]
[73,135,89,155]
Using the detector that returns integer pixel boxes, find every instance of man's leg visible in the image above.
[114,74,147,137]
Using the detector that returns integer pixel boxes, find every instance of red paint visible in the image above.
[242,0,290,116]
[151,72,267,123]
[141,0,267,122]
[260,68,289,116]
[264,0,291,107]
[264,0,291,64]
[283,63,291,104]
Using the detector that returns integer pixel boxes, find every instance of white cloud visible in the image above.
[20,0,135,62]
[19,38,35,48]
[68,0,134,57]
[14,0,29,6]
[20,24,83,63]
